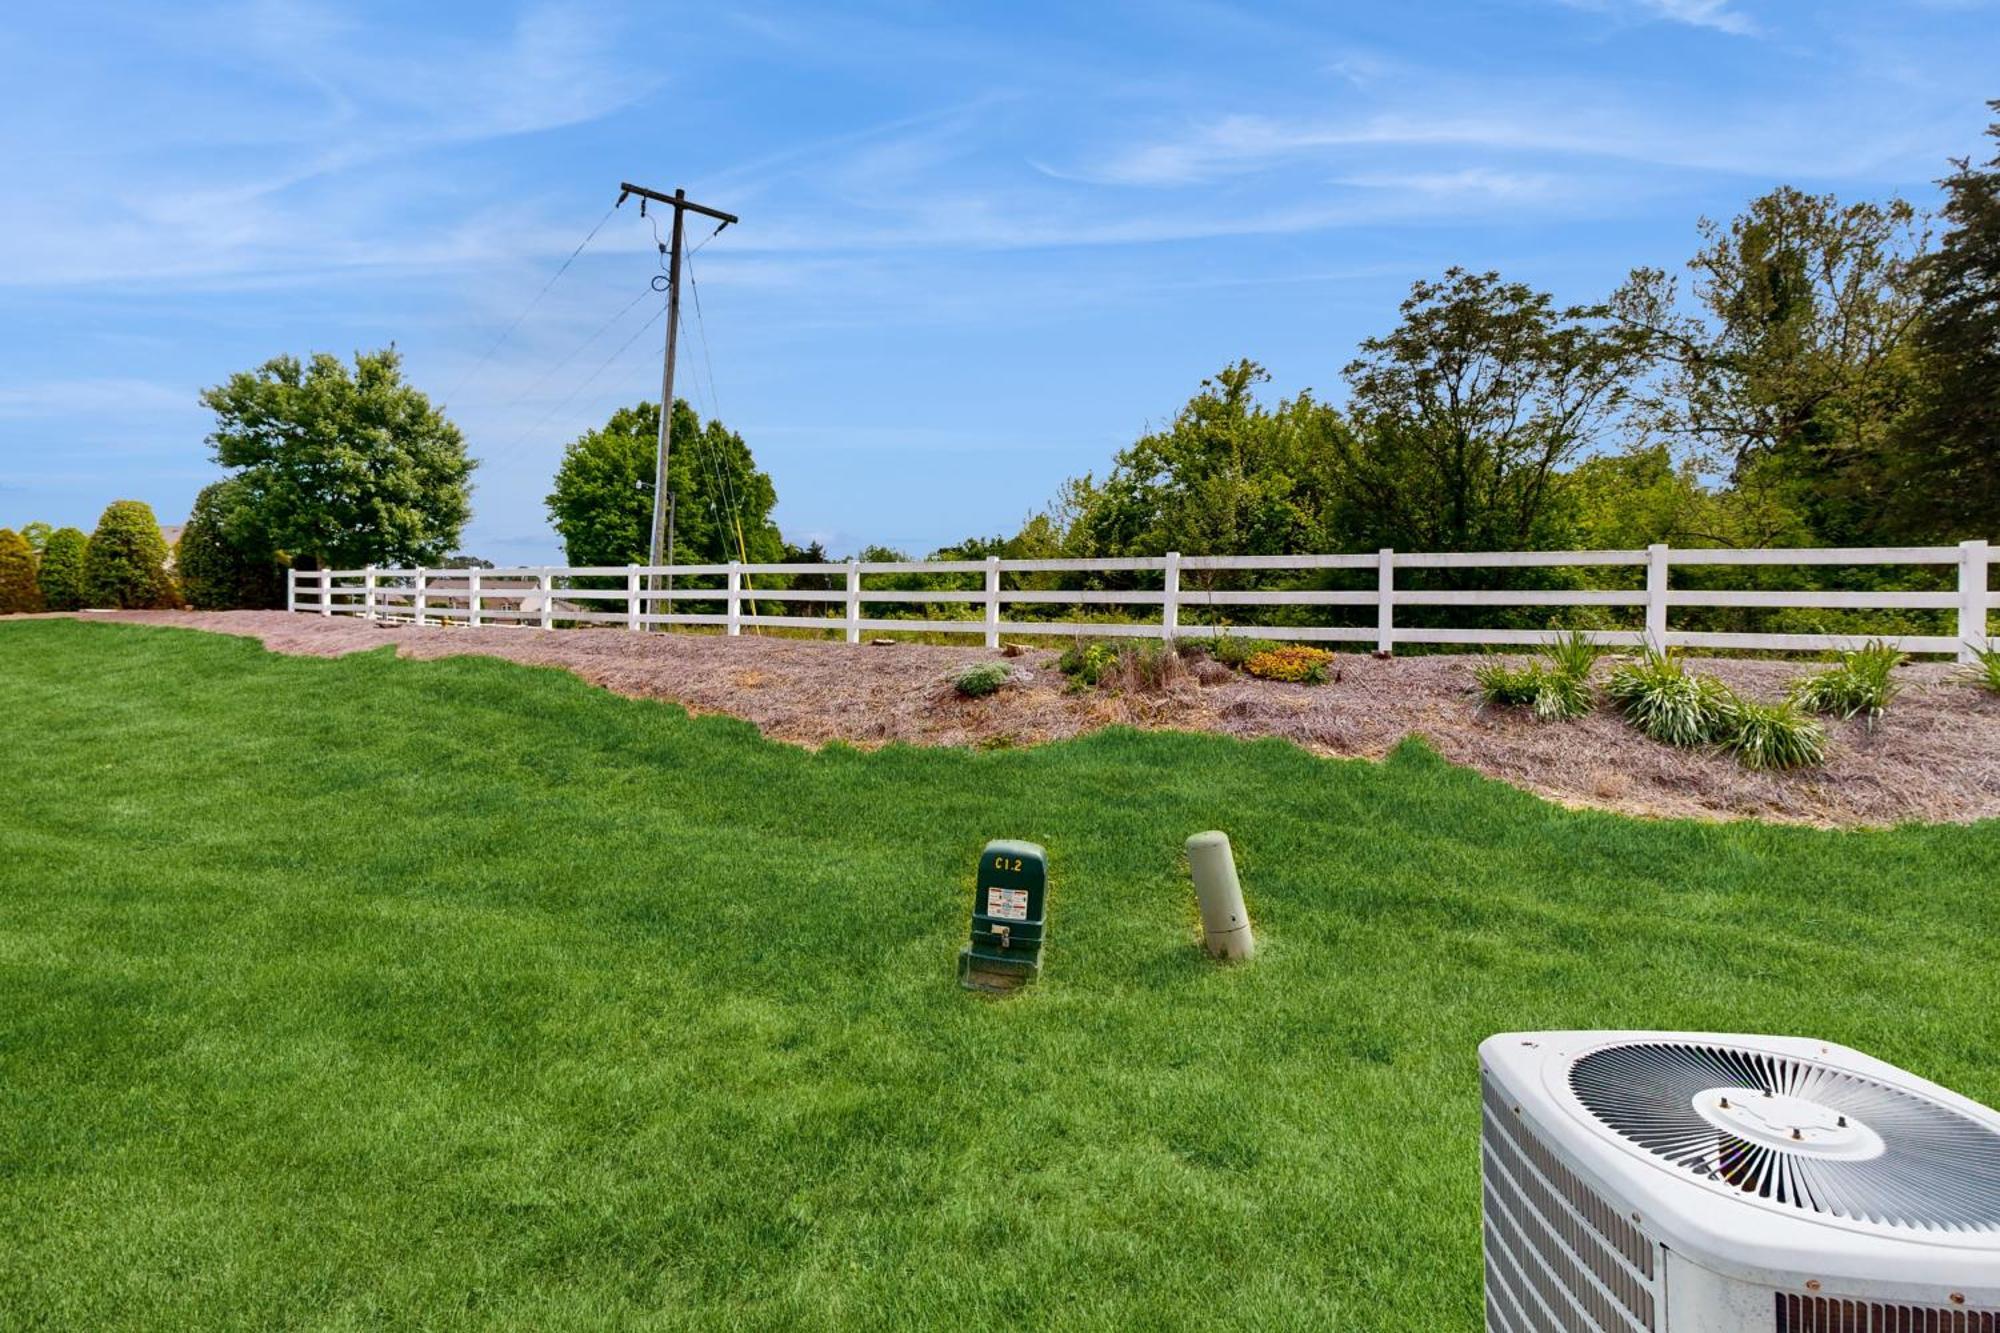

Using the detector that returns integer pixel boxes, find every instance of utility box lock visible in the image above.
[957,839,1047,994]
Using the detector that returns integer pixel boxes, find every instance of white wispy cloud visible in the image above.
[0,1,655,289]
[1559,0,1759,35]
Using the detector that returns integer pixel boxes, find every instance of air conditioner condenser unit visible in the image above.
[1480,1031,2000,1331]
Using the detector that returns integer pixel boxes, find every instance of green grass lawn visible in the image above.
[5,620,1999,1330]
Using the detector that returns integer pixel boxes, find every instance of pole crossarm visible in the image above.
[618,183,738,227]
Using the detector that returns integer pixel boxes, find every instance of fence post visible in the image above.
[1646,543,1670,654]
[727,562,742,636]
[413,568,428,625]
[1959,539,1990,662]
[468,568,482,627]
[286,568,296,614]
[1375,549,1393,655]
[984,556,1001,649]
[1163,550,1181,642]
[319,567,331,618]
[539,568,554,630]
[363,565,377,621]
[626,564,641,632]
[845,560,861,645]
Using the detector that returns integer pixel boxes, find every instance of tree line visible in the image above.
[946,108,1999,573]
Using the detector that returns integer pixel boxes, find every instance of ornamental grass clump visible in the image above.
[1606,651,1737,747]
[1473,659,1545,708]
[1791,641,1904,726]
[1242,645,1335,684]
[1473,631,1601,722]
[1721,696,1828,771]
[953,663,1011,698]
[1961,644,2000,696]
[1108,641,1193,694]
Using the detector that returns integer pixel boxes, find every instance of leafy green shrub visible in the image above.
[1791,641,1904,725]
[1242,645,1335,684]
[84,500,177,609]
[1057,640,1119,687]
[176,480,285,610]
[1721,696,1828,770]
[36,527,86,611]
[954,663,1011,698]
[1961,644,2000,696]
[1210,635,1280,669]
[0,529,42,614]
[1606,651,1736,746]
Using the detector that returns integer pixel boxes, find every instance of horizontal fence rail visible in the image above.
[287,541,1995,660]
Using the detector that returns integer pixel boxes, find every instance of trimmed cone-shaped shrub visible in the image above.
[84,500,176,609]
[37,527,88,611]
[0,528,42,614]
[177,480,284,610]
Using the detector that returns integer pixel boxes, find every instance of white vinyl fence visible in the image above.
[288,542,1996,660]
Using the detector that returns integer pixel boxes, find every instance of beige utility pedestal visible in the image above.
[1186,830,1254,961]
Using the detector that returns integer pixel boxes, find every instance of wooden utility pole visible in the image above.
[617,182,737,610]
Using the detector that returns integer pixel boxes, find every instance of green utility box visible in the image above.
[957,839,1047,994]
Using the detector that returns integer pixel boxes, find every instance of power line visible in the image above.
[494,303,665,460]
[443,202,619,405]
[493,283,653,417]
[683,249,750,555]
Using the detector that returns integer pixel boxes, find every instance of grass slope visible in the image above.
[3,619,1998,1331]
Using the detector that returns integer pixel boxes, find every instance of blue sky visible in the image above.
[2,0,1994,563]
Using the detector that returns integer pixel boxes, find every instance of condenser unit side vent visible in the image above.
[1774,1292,1999,1330]
[1483,1074,1658,1332]
[1485,1076,1657,1278]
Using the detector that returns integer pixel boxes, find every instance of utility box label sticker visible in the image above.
[985,887,1029,921]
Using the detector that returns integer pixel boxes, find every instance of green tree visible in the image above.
[1333,268,1647,552]
[1068,361,1347,560]
[36,527,87,611]
[202,346,474,568]
[84,501,176,609]
[0,528,41,613]
[545,400,781,566]
[1612,188,1928,544]
[1897,104,2000,540]
[20,521,51,554]
[177,479,285,610]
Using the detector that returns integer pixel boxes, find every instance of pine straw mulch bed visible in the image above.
[54,610,2000,828]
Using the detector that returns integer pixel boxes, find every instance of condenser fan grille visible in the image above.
[1569,1041,2000,1232]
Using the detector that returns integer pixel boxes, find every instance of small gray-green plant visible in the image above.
[1791,640,1904,725]
[954,663,1011,698]
[1606,651,1737,746]
[1720,696,1828,770]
